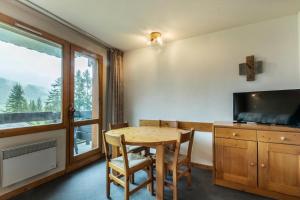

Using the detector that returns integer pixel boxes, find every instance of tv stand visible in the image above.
[213,122,300,199]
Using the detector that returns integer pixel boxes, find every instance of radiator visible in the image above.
[1,139,57,187]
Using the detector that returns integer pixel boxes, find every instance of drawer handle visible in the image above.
[232,132,238,137]
[261,163,266,168]
[250,162,255,167]
[280,136,286,141]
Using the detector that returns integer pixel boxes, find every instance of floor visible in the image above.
[12,160,270,200]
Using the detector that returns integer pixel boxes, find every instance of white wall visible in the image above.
[0,0,107,196]
[124,15,300,166]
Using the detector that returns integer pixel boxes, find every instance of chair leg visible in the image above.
[106,166,111,198]
[130,173,135,184]
[151,165,155,196]
[146,166,154,195]
[125,175,130,200]
[172,172,178,200]
[187,164,192,187]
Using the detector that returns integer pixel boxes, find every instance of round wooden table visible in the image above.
[106,126,190,200]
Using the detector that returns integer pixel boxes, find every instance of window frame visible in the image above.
[69,44,103,162]
[0,13,70,137]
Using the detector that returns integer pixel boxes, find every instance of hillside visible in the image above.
[0,77,48,111]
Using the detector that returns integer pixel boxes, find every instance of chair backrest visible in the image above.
[109,122,129,130]
[139,119,160,127]
[103,132,129,170]
[173,128,195,166]
[160,120,178,128]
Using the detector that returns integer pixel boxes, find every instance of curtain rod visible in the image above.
[16,0,112,50]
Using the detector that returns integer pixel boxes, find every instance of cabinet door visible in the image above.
[259,142,300,197]
[215,138,257,187]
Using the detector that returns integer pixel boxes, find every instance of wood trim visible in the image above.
[64,43,71,168]
[73,119,101,127]
[70,44,102,60]
[191,162,213,170]
[69,44,104,165]
[72,148,102,162]
[0,124,65,138]
[1,170,65,200]
[0,12,67,45]
[214,122,300,133]
[137,120,213,133]
[178,121,213,132]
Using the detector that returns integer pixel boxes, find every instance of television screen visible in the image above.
[233,89,300,127]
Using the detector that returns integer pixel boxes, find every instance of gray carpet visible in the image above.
[12,160,270,200]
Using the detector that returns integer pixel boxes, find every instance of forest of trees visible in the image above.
[4,69,92,113]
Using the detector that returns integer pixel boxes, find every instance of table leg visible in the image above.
[156,145,165,200]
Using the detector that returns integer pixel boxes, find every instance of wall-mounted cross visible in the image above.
[239,55,263,81]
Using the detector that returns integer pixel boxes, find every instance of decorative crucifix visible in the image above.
[239,55,263,81]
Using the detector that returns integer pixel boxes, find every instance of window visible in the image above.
[71,47,101,157]
[0,22,63,129]
[74,51,99,121]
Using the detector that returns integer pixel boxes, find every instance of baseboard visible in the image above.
[1,170,65,200]
[191,162,213,170]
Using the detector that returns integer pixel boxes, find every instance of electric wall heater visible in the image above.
[1,139,57,187]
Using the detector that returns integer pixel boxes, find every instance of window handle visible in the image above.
[69,104,76,117]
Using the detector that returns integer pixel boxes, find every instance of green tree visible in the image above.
[75,70,85,111]
[28,100,37,112]
[36,97,43,111]
[5,83,28,112]
[82,69,92,111]
[45,78,61,112]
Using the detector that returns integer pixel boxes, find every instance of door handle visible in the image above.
[69,103,76,117]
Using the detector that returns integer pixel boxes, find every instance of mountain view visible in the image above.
[0,76,48,112]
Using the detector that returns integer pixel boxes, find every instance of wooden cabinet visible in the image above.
[215,138,257,187]
[215,127,257,141]
[258,142,300,197]
[214,122,300,200]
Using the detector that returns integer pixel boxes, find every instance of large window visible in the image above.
[0,22,63,130]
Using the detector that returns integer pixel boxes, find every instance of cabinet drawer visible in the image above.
[258,131,300,145]
[215,128,257,141]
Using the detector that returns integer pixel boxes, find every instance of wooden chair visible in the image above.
[139,120,161,156]
[139,119,161,127]
[103,132,154,200]
[160,120,178,128]
[164,128,195,200]
[160,120,178,151]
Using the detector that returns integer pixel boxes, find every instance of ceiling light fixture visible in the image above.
[147,32,163,47]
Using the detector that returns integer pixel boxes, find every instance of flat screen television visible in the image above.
[233,89,300,127]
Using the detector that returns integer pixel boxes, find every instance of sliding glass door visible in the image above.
[69,45,102,162]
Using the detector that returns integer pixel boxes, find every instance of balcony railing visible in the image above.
[0,111,92,125]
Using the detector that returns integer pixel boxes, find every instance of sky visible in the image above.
[0,40,61,90]
[0,40,92,90]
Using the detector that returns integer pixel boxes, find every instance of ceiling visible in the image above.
[23,0,300,51]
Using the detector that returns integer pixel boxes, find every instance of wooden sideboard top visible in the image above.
[214,121,300,133]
